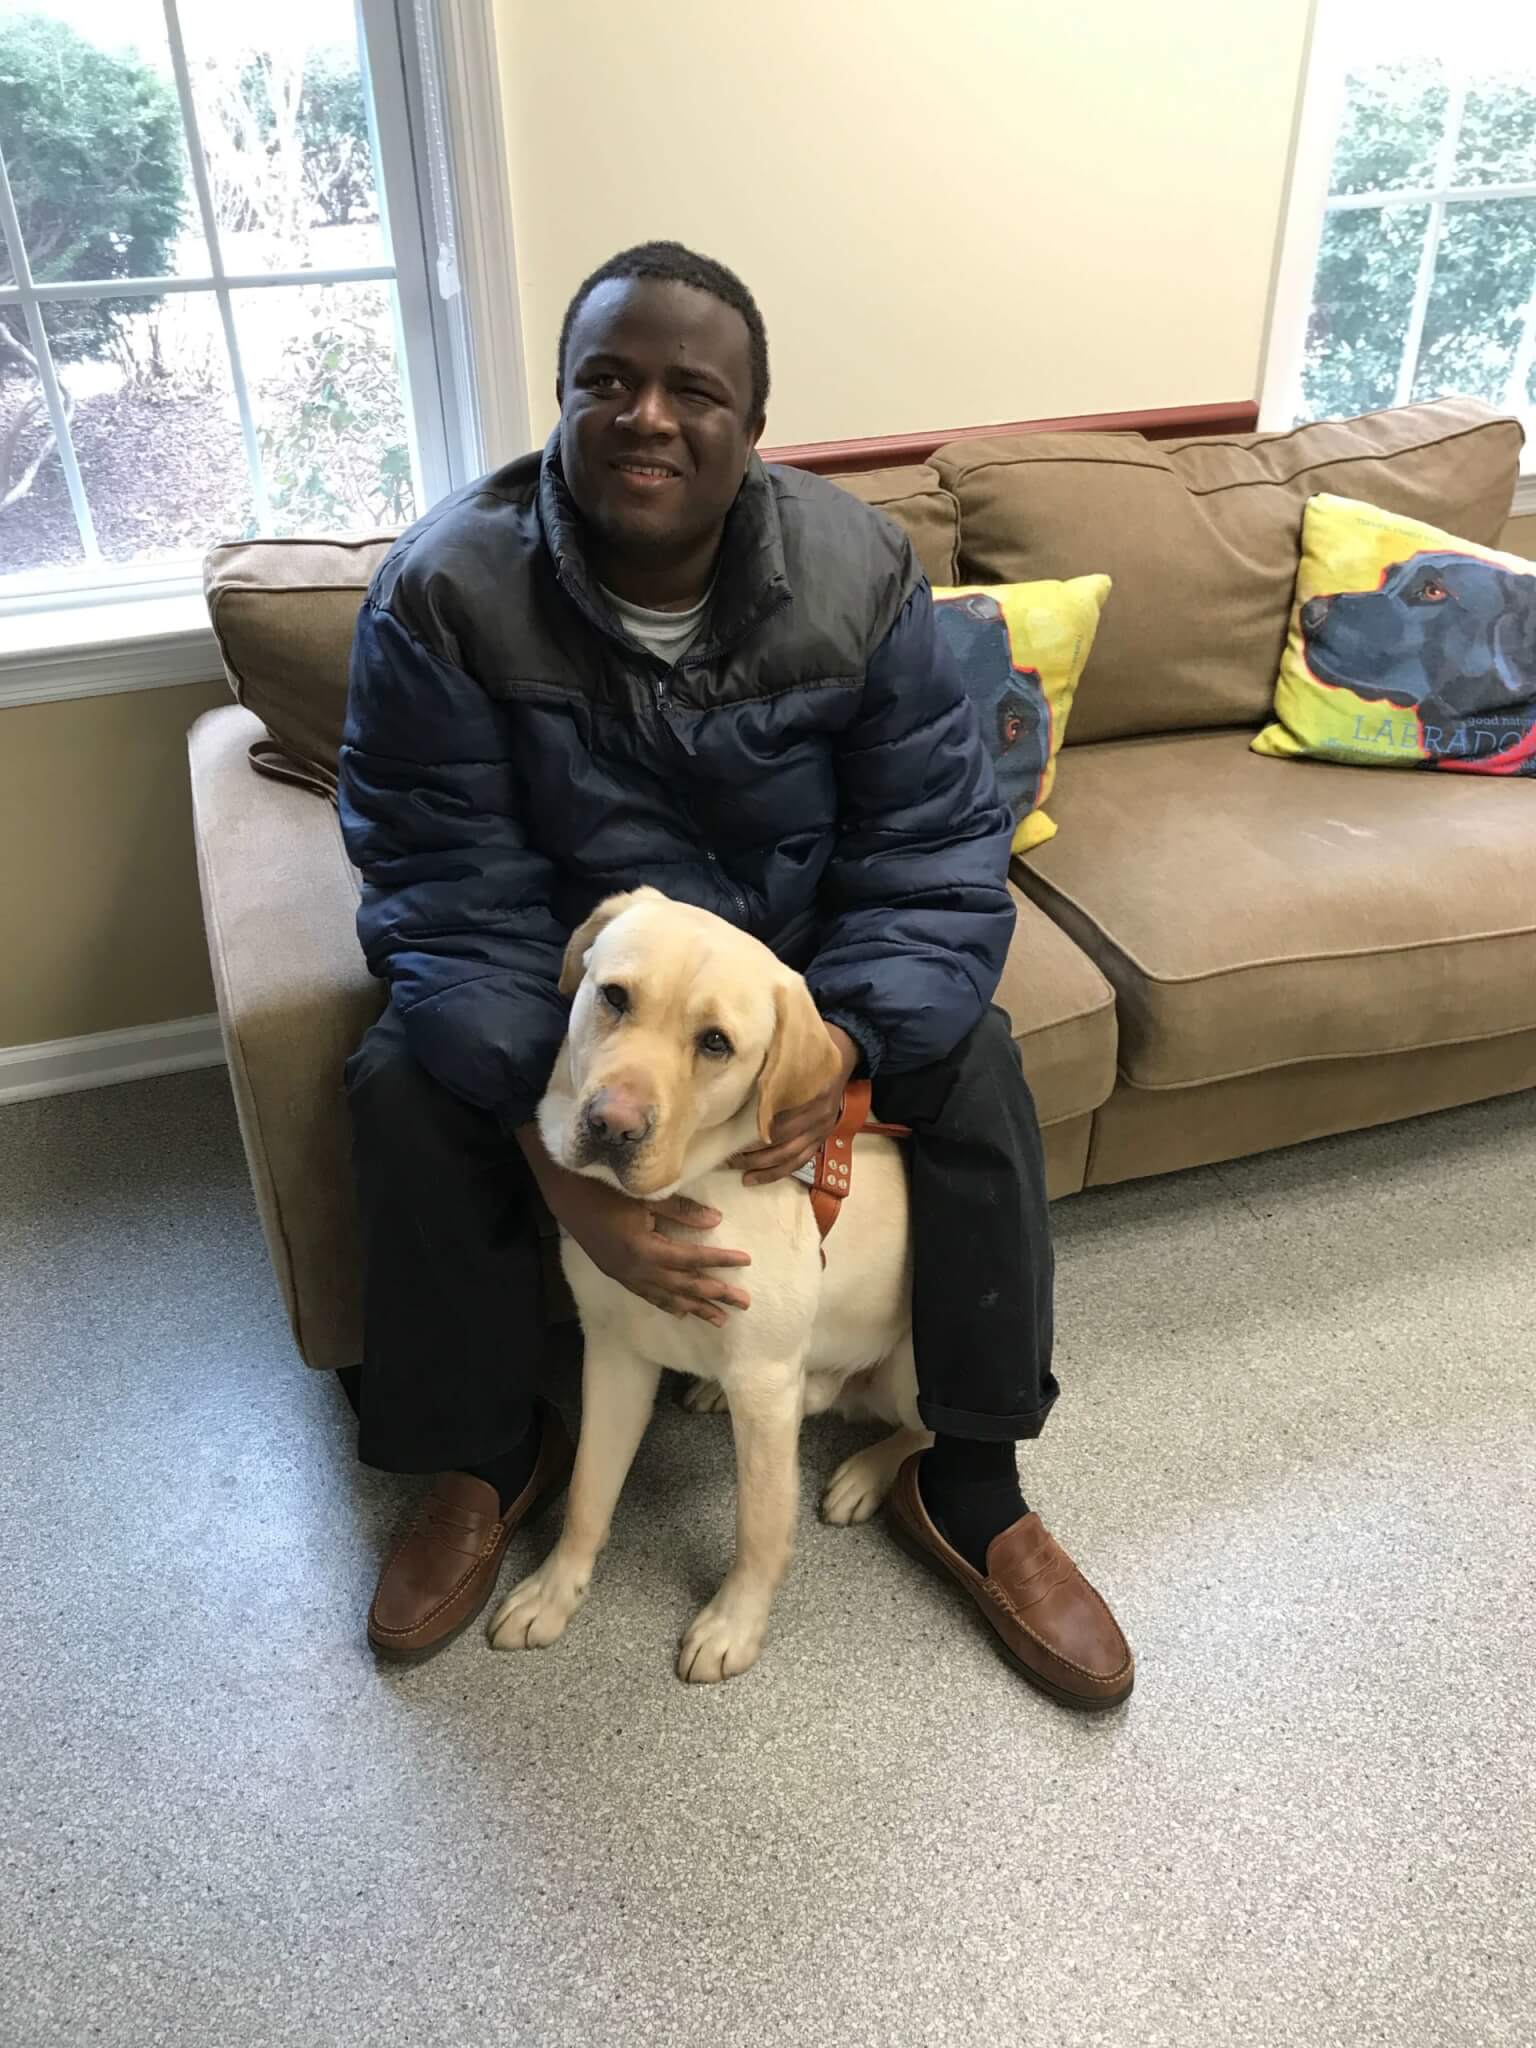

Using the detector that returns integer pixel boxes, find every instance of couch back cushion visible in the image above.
[824,463,959,584]
[932,398,1524,745]
[204,535,392,790]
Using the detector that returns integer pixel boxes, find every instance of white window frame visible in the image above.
[0,0,529,704]
[1262,0,1536,517]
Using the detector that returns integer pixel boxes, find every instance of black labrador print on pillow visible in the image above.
[932,576,1110,851]
[1255,494,1536,776]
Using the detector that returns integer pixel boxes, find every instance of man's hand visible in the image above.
[518,1129,750,1325]
[731,1023,860,1186]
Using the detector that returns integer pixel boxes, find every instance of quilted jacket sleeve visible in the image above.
[804,581,1015,1075]
[338,599,571,1129]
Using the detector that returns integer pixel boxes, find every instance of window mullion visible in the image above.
[1392,67,1470,408]
[357,0,460,500]
[3,266,394,306]
[1392,200,1445,409]
[1327,179,1536,212]
[0,144,100,559]
[1504,277,1536,415]
[159,0,272,531]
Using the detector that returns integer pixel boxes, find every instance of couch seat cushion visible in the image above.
[994,883,1117,1121]
[1019,730,1536,1088]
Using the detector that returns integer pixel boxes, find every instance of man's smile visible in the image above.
[609,456,683,490]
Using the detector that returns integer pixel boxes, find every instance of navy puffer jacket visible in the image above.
[338,432,1015,1129]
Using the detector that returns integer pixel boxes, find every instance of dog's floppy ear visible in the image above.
[558,888,661,996]
[1492,577,1536,700]
[756,976,845,1143]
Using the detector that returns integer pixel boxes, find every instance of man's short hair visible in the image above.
[557,240,770,425]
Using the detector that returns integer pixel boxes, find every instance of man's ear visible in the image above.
[558,889,660,996]
[756,977,843,1143]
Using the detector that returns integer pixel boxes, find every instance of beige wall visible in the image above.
[1,682,227,1047]
[497,0,1315,445]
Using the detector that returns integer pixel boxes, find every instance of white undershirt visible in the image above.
[600,581,713,665]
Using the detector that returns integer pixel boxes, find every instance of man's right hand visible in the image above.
[518,1129,750,1326]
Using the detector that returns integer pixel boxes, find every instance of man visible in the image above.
[339,241,1132,1706]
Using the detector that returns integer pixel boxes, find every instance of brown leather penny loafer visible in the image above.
[367,1404,574,1663]
[886,1455,1134,1709]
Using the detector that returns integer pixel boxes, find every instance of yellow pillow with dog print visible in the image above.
[933,575,1111,852]
[1254,493,1536,775]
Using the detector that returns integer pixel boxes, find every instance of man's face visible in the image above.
[558,277,763,568]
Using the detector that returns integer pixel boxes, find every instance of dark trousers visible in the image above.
[345,1003,1057,1474]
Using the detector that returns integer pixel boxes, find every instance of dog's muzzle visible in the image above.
[576,1085,655,1171]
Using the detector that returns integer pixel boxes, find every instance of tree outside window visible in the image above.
[0,0,417,587]
[1289,7,1536,440]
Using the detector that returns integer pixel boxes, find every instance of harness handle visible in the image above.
[809,1081,910,1253]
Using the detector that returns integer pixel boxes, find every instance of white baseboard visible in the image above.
[0,1014,227,1104]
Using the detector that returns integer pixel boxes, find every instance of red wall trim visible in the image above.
[761,399,1261,475]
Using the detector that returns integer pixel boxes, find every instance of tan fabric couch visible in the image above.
[193,397,1529,1369]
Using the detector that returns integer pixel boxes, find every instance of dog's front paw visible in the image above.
[677,1591,768,1684]
[821,1443,902,1525]
[681,1377,730,1415]
[487,1554,590,1651]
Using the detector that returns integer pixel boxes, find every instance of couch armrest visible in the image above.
[189,704,383,1369]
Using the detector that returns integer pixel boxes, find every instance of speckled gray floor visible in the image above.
[3,1071,1534,2048]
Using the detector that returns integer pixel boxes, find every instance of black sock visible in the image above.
[465,1408,543,1515]
[917,1435,1028,1575]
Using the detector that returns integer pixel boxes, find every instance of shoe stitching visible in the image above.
[993,1543,1065,1593]
[893,1470,1130,1689]
[1008,1561,1080,1613]
[978,1577,1131,1686]
[370,1431,571,1644]
[370,1524,510,1641]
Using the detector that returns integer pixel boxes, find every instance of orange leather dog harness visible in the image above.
[808,1080,909,1249]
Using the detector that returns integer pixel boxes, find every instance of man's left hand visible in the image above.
[731,1024,860,1185]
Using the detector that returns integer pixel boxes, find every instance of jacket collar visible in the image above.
[536,427,792,658]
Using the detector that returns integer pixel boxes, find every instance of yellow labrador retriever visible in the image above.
[488,887,930,1682]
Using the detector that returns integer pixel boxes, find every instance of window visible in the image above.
[0,0,486,612]
[1264,0,1536,494]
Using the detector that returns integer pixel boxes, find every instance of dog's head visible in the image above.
[1300,551,1536,718]
[542,888,844,1198]
[934,592,1047,794]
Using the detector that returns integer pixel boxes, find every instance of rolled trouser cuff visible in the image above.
[917,1387,1058,1443]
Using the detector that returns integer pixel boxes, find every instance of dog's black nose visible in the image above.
[583,1088,654,1149]
[1301,595,1332,633]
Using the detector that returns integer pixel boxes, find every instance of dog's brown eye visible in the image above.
[697,1028,732,1059]
[601,983,629,1014]
[1419,577,1447,602]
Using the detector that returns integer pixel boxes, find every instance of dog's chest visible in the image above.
[562,1172,822,1375]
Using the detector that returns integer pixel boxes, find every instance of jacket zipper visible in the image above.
[704,847,749,922]
[653,661,749,924]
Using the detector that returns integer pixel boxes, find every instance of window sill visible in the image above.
[0,591,225,709]
[0,458,1529,712]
